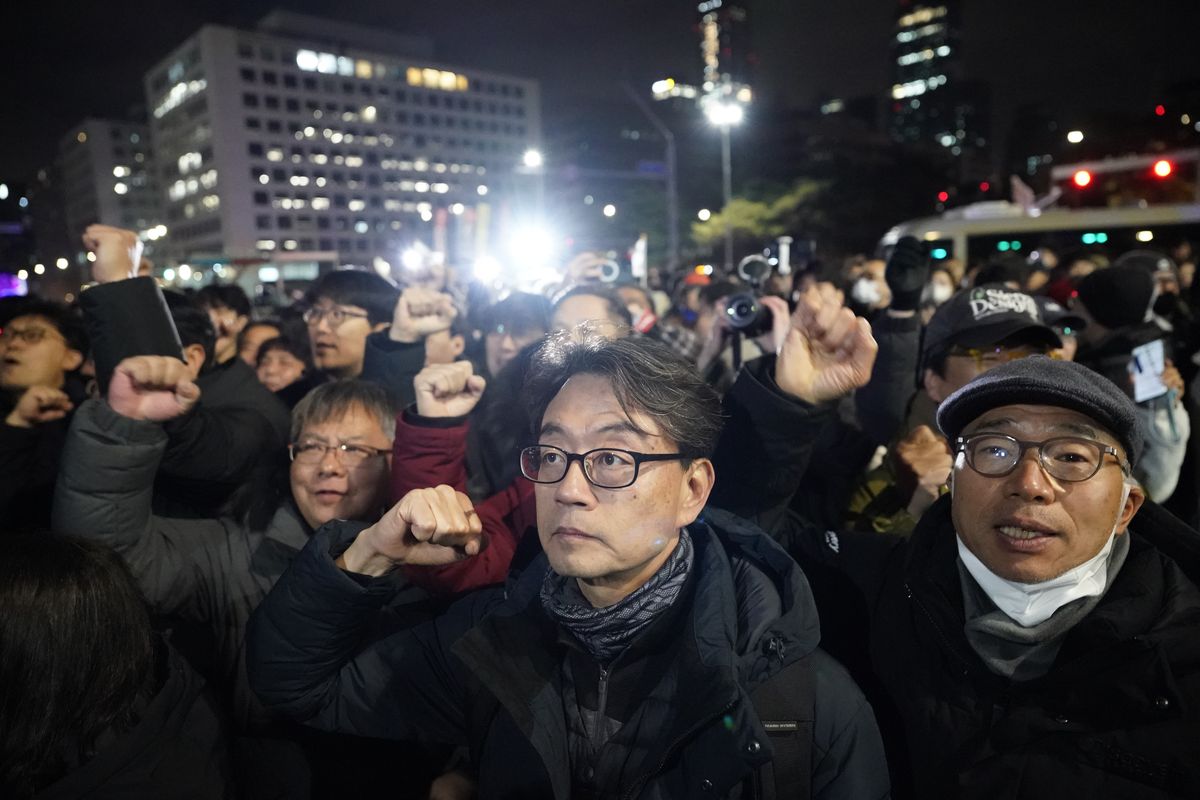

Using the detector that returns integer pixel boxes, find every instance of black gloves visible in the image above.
[885,236,929,312]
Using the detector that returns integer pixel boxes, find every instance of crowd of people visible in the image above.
[2,220,1199,799]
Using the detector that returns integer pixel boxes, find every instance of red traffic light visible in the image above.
[1155,104,1166,117]
[1073,170,1092,188]
[979,181,991,192]
[937,190,949,202]
[1153,159,1173,178]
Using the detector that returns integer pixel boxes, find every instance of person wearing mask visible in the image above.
[715,351,1200,798]
[246,329,889,799]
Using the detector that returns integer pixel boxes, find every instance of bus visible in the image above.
[878,201,1200,265]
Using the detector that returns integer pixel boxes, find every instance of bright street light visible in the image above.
[56,257,69,269]
[522,149,544,169]
[1066,130,1084,144]
[602,204,617,218]
[704,100,745,127]
[697,208,712,221]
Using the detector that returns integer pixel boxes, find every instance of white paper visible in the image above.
[1129,339,1168,403]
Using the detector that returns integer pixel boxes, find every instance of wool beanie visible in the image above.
[1074,266,1154,330]
[937,356,1143,467]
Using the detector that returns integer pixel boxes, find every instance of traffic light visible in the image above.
[937,190,949,202]
[1073,170,1092,188]
[1155,104,1167,117]
[1153,159,1173,178]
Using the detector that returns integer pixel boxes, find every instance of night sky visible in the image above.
[2,1,1199,180]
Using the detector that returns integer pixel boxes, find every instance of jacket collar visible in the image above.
[451,510,815,797]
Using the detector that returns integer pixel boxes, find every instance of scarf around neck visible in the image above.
[540,529,694,664]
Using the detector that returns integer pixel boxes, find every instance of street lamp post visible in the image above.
[703,97,744,272]
[718,123,733,271]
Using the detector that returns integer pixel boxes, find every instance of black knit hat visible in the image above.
[937,356,1143,467]
[1074,266,1155,330]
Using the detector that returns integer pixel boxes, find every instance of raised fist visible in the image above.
[414,361,486,418]
[775,284,878,405]
[390,287,457,343]
[339,485,487,575]
[5,386,73,428]
[81,224,143,284]
[894,425,953,517]
[108,356,200,422]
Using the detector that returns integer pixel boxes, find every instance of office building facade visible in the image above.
[143,11,542,268]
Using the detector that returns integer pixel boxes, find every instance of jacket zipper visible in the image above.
[905,581,973,674]
[597,666,610,722]
[620,699,738,800]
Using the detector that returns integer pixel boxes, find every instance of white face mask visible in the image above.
[930,282,954,305]
[956,482,1132,627]
[851,277,883,307]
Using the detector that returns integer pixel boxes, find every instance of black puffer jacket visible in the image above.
[247,511,890,799]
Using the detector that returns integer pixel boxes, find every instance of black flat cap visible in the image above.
[937,356,1143,466]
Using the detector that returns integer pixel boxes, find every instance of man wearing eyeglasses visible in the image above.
[848,283,1063,535]
[247,321,892,798]
[716,351,1200,797]
[53,363,466,796]
[0,299,89,533]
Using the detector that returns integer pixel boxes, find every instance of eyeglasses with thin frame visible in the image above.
[289,440,390,466]
[302,305,371,327]
[956,433,1129,483]
[0,326,64,345]
[519,444,688,489]
[946,345,1060,372]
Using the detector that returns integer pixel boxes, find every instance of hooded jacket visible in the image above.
[246,510,889,799]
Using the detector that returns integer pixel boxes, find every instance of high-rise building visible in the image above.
[888,1,988,173]
[143,11,542,269]
[56,118,159,241]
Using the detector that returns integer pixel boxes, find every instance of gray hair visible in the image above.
[290,380,397,443]
[524,329,723,458]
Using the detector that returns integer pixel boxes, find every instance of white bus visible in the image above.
[879,202,1200,265]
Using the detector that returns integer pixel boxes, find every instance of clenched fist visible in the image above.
[390,287,457,343]
[108,356,200,422]
[414,361,486,418]
[82,224,143,284]
[338,485,487,576]
[894,425,953,517]
[775,284,878,405]
[5,387,73,428]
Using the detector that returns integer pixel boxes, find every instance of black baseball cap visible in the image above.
[922,284,1061,367]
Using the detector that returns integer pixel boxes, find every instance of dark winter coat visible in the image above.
[246,511,891,799]
[720,354,1200,798]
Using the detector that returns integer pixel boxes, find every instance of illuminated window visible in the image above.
[355,60,373,79]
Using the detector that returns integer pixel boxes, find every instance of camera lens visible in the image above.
[724,292,772,336]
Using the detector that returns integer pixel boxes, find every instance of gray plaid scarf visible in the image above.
[540,529,694,664]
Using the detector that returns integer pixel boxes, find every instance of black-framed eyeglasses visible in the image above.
[956,434,1128,483]
[289,440,390,466]
[519,444,688,489]
[302,305,370,327]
